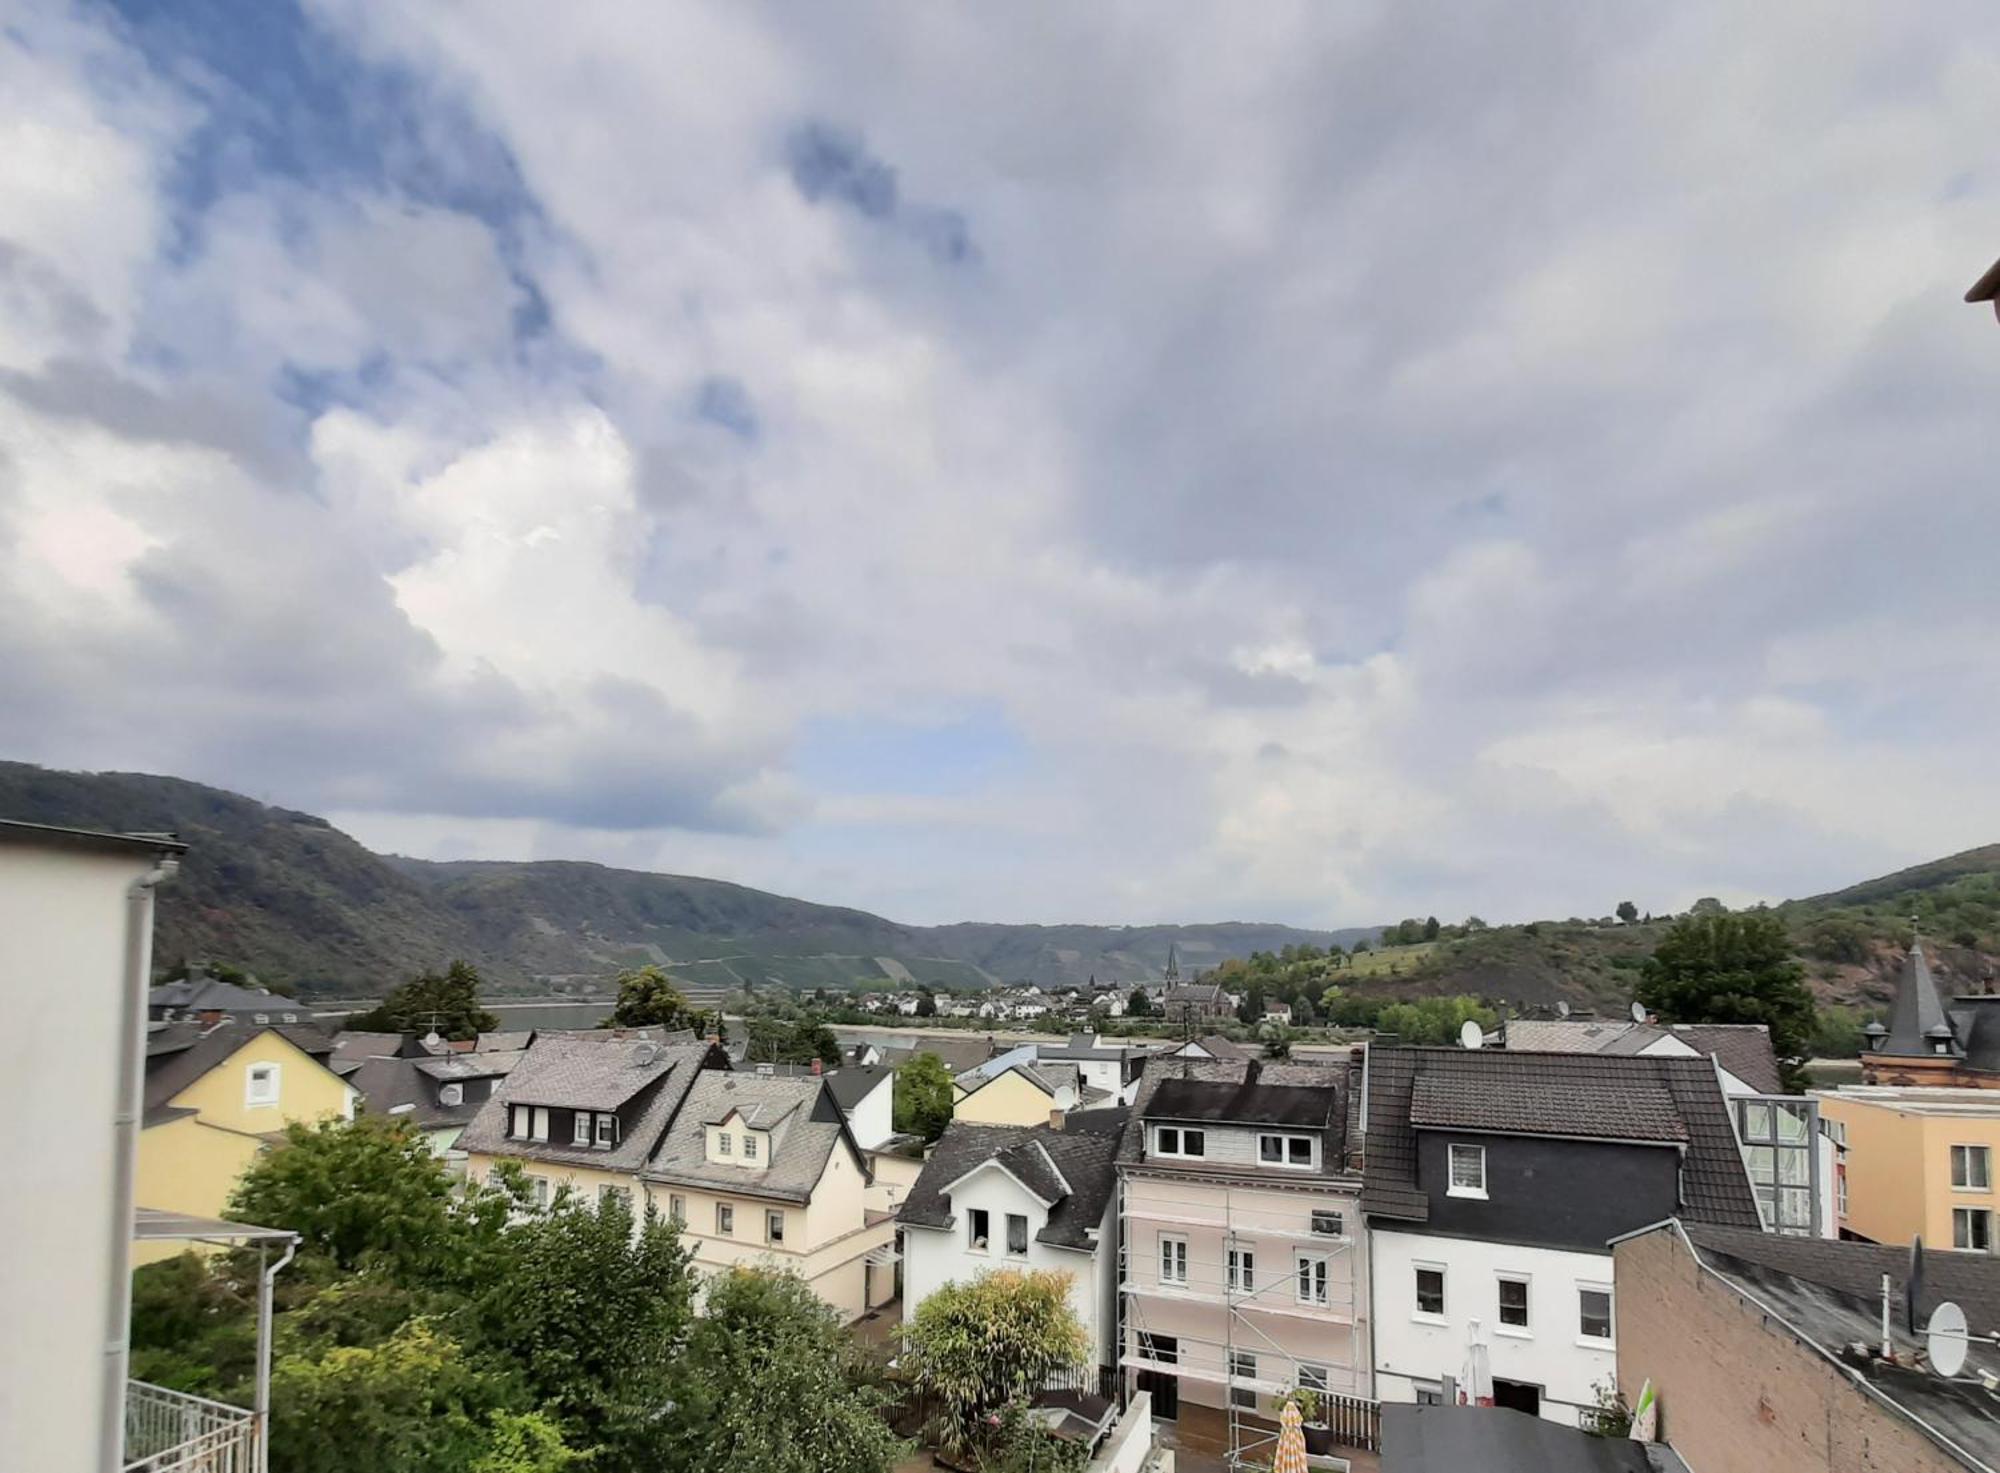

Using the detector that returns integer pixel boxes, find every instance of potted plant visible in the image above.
[1289,1387,1334,1456]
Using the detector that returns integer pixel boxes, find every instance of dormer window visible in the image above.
[1448,1143,1487,1199]
[595,1113,616,1148]
[719,1131,734,1156]
[1258,1133,1316,1169]
[1153,1126,1205,1159]
[573,1113,592,1146]
[743,1133,758,1161]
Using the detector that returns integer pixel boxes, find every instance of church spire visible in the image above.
[1873,924,1959,1059]
[1164,943,1181,982]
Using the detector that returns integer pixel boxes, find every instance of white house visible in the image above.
[1034,1034,1156,1106]
[898,1113,1126,1374]
[826,1064,895,1150]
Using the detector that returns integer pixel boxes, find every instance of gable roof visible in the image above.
[958,1060,1079,1103]
[1146,1075,1339,1130]
[1362,1047,1761,1229]
[901,1035,1007,1075]
[1505,1018,1786,1095]
[142,1021,342,1117]
[1118,1056,1356,1180]
[900,1112,1127,1250]
[455,1038,723,1173]
[1163,1034,1249,1061]
[645,1071,866,1204]
[825,1064,893,1111]
[1164,982,1225,1003]
[1664,1024,1783,1094]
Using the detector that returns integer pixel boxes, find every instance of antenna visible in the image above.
[1458,1019,1485,1050]
[1929,1302,1969,1378]
[1630,1000,1648,1024]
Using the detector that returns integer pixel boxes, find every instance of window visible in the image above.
[282,1012,298,1023]
[598,1184,630,1211]
[1414,1383,1444,1406]
[510,1104,529,1139]
[1159,1234,1189,1285]
[1296,1252,1329,1307]
[595,1114,615,1148]
[1739,1098,1817,1233]
[1136,1332,1178,1365]
[1497,1275,1530,1330]
[969,1208,991,1250]
[767,1209,786,1245]
[1154,1126,1206,1159]
[1297,1363,1330,1395]
[1837,1168,1848,1218]
[1006,1213,1029,1256]
[1447,1143,1486,1198]
[1579,1286,1614,1342]
[1954,1207,1992,1252]
[668,1194,685,1226]
[245,1064,279,1107]
[528,1175,550,1210]
[532,1107,550,1142]
[253,1013,270,1025]
[439,1082,463,1107]
[1952,1145,1992,1191]
[1229,1351,1258,1409]
[717,1202,735,1236]
[573,1113,592,1146]
[1310,1209,1344,1238]
[718,1131,734,1156]
[743,1133,759,1161]
[1414,1266,1446,1319]
[1227,1245,1255,1293]
[1258,1133,1315,1168]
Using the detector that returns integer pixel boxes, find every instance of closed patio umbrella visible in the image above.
[1273,1397,1309,1473]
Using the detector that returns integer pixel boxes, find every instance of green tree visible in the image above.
[1126,988,1152,1017]
[1810,1005,1870,1059]
[664,1268,903,1473]
[128,1252,257,1397]
[347,960,498,1040]
[1423,916,1441,941]
[894,1053,956,1142]
[915,990,937,1018]
[744,1016,841,1067]
[1374,996,1497,1046]
[1616,900,1639,925]
[470,1412,593,1473]
[1258,1022,1295,1059]
[1637,911,1817,1089]
[900,1269,1088,1459]
[605,965,693,1030]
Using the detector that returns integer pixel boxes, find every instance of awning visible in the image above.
[134,1207,297,1245]
[864,1243,902,1267]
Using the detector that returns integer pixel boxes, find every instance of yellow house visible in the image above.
[136,1022,358,1264]
[1816,1086,2000,1253]
[952,1061,1083,1127]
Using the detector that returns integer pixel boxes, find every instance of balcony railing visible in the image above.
[125,1379,257,1473]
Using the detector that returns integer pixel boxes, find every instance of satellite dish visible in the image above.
[1630,1001,1649,1024]
[1459,1019,1485,1050]
[1929,1301,1969,1378]
[1557,1000,1571,1019]
[631,1042,661,1066]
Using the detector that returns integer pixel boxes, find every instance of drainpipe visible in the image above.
[256,1236,298,1473]
[101,856,179,1473]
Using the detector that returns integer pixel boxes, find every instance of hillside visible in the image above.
[0,762,1357,996]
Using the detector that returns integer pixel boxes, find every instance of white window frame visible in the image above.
[668,1194,686,1225]
[1577,1283,1615,1344]
[1495,1273,1531,1335]
[1952,1144,1992,1192]
[1159,1233,1190,1286]
[573,1113,592,1146]
[510,1104,529,1139]
[1414,1382,1445,1406]
[1310,1208,1344,1238]
[1296,1251,1330,1307]
[1153,1125,1206,1159]
[1006,1212,1030,1256]
[1257,1132,1317,1169]
[717,1202,735,1236]
[718,1131,734,1156]
[594,1113,615,1148]
[1447,1142,1487,1199]
[743,1133,759,1161]
[438,1082,463,1107]
[1953,1206,1992,1253]
[767,1209,785,1246]
[532,1106,549,1142]
[968,1207,991,1251]
[1227,1244,1255,1293]
[252,1013,269,1026]
[1413,1263,1447,1322]
[1296,1362,1330,1395]
[244,1064,280,1108]
[528,1175,550,1210]
[1229,1351,1258,1409]
[1837,1168,1848,1218]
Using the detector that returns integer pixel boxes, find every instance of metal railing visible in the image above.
[125,1379,257,1473]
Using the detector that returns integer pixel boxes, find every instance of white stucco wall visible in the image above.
[844,1074,893,1149]
[0,839,168,1473]
[1371,1228,1617,1426]
[901,1163,1116,1369]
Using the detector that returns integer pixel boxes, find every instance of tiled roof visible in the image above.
[1682,1222,2000,1335]
[1502,1020,1658,1054]
[496,1034,688,1112]
[142,1021,339,1115]
[1146,1076,1338,1130]
[825,1064,893,1111]
[1666,1024,1783,1094]
[456,1038,721,1173]
[900,1112,1126,1249]
[1164,983,1225,1003]
[1118,1057,1353,1179]
[1503,1019,1785,1094]
[644,1072,863,1205]
[1362,1048,1761,1229]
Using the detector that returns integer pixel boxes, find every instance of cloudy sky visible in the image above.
[5,2,1999,929]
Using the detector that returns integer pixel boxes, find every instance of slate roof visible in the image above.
[1665,1024,1783,1094]
[899,1111,1127,1249]
[1682,1222,2000,1334]
[329,1032,408,1070]
[899,1035,1006,1075]
[1879,939,1960,1059]
[644,1071,866,1205]
[349,1050,526,1130]
[475,1030,535,1052]
[142,1022,342,1116]
[1164,983,1226,1004]
[1503,1020,1658,1055]
[149,975,298,1016]
[414,1052,525,1083]
[1118,1056,1355,1180]
[456,1038,723,1173]
[1362,1047,1761,1228]
[1147,1076,1339,1130]
[957,1060,1081,1103]
[825,1064,893,1111]
[1504,1019,1786,1094]
[1164,1034,1249,1061]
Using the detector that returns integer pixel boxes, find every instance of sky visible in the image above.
[4,2,2000,929]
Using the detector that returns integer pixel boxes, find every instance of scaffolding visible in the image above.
[1117,1171,1367,1471]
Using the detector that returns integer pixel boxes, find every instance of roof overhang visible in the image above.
[938,1156,1060,1208]
[135,1206,296,1246]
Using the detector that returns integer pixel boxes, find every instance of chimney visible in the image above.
[811,1058,823,1075]
[1049,1109,1066,1131]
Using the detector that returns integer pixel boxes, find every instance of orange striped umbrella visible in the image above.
[1273,1397,1309,1473]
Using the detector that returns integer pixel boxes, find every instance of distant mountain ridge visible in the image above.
[0,762,1369,995]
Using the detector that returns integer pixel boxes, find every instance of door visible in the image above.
[1135,1332,1180,1420]
[1491,1379,1541,1417]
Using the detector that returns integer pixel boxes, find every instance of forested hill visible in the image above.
[0,762,1363,996]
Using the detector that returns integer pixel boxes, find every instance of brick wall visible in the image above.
[1613,1228,1963,1473]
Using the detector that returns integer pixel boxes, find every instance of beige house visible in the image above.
[645,1071,900,1322]
[954,1061,1090,1127]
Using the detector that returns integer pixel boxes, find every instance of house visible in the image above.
[459,1034,728,1212]
[346,1045,529,1162]
[135,1020,360,1265]
[644,1071,899,1321]
[1362,1047,1762,1427]
[1160,1034,1251,1063]
[1860,937,2000,1088]
[1034,1034,1158,1105]
[1163,982,1233,1023]
[0,818,193,1473]
[148,969,310,1027]
[1815,1085,2000,1252]
[899,1110,1130,1374]
[1613,1220,2000,1473]
[825,1063,895,1150]
[1504,1018,1834,1236]
[1119,1054,1373,1465]
[955,1061,1091,1126]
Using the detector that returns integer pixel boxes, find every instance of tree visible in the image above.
[1637,911,1817,1089]
[1688,897,1728,918]
[1423,916,1441,942]
[606,965,694,1030]
[1235,987,1264,1025]
[915,990,937,1018]
[900,1269,1088,1458]
[1810,1005,1870,1059]
[347,960,498,1040]
[663,1268,903,1473]
[1616,900,1639,925]
[1374,996,1497,1046]
[1126,988,1152,1017]
[894,1053,955,1142]
[1258,1022,1294,1059]
[744,1016,841,1067]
